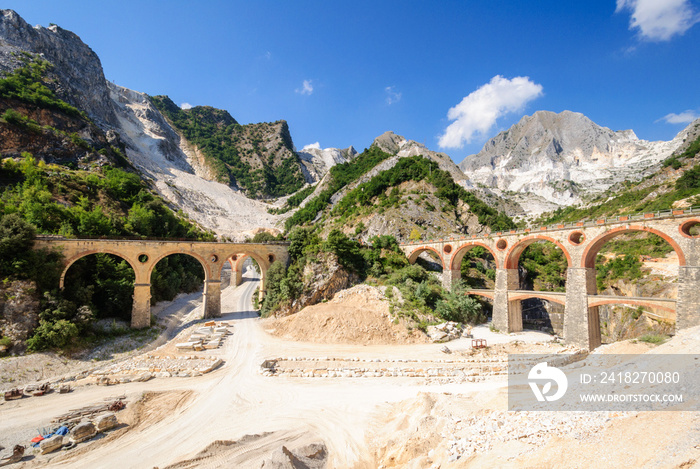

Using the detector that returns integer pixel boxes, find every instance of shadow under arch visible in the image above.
[61,252,137,322]
[148,250,211,283]
[407,246,445,269]
[505,235,572,270]
[60,250,139,289]
[581,225,686,269]
[450,242,500,270]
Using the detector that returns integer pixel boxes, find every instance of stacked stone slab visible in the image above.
[176,322,231,351]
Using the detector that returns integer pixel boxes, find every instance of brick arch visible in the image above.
[226,251,270,297]
[581,225,686,269]
[587,298,676,313]
[60,250,139,289]
[450,242,500,270]
[230,253,249,272]
[505,235,572,269]
[229,251,269,271]
[149,250,211,282]
[407,246,445,270]
[508,292,566,305]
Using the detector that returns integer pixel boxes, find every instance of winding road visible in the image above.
[2,271,455,468]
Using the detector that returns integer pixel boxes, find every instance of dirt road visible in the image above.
[2,272,517,468]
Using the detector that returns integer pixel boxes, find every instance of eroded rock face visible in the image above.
[0,280,40,351]
[276,253,360,317]
[297,145,357,183]
[0,9,117,127]
[459,110,695,213]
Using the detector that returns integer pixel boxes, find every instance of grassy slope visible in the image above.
[285,146,515,239]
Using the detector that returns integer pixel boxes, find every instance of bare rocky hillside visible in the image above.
[459,110,697,214]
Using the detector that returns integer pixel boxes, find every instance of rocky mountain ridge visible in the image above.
[2,9,695,238]
[459,110,696,215]
[0,9,116,127]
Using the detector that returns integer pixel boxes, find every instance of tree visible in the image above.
[251,231,278,243]
[409,228,422,241]
[0,213,36,275]
[260,261,287,317]
[323,229,364,272]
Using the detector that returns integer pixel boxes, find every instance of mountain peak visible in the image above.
[458,109,687,214]
[372,131,407,154]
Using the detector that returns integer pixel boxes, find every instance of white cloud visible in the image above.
[180,102,193,110]
[616,0,700,41]
[385,86,402,105]
[296,79,314,95]
[657,110,700,124]
[302,142,322,151]
[438,75,543,149]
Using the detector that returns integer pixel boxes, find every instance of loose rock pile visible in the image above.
[261,356,509,383]
[260,346,586,384]
[92,356,224,383]
[443,410,625,462]
[426,322,470,342]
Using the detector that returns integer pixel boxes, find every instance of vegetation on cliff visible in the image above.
[285,147,515,235]
[151,95,305,198]
[331,154,515,231]
[261,227,484,329]
[0,59,214,351]
[0,53,83,118]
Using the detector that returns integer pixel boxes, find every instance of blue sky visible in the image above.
[4,1,700,163]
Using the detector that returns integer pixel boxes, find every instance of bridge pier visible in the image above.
[677,266,700,330]
[131,283,151,329]
[442,269,460,291]
[203,280,222,319]
[493,269,521,332]
[564,268,600,350]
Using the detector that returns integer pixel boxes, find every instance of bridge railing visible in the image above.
[403,205,700,245]
[35,235,290,245]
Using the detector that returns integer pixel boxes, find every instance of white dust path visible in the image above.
[5,273,513,468]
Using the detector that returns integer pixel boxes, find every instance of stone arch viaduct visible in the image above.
[400,210,700,350]
[33,238,289,329]
[32,210,700,351]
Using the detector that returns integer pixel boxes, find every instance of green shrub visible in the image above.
[323,229,364,272]
[26,319,79,351]
[638,333,668,345]
[435,286,485,324]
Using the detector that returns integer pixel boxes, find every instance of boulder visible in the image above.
[136,371,153,382]
[39,435,63,454]
[69,421,96,444]
[427,322,463,342]
[94,413,118,432]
